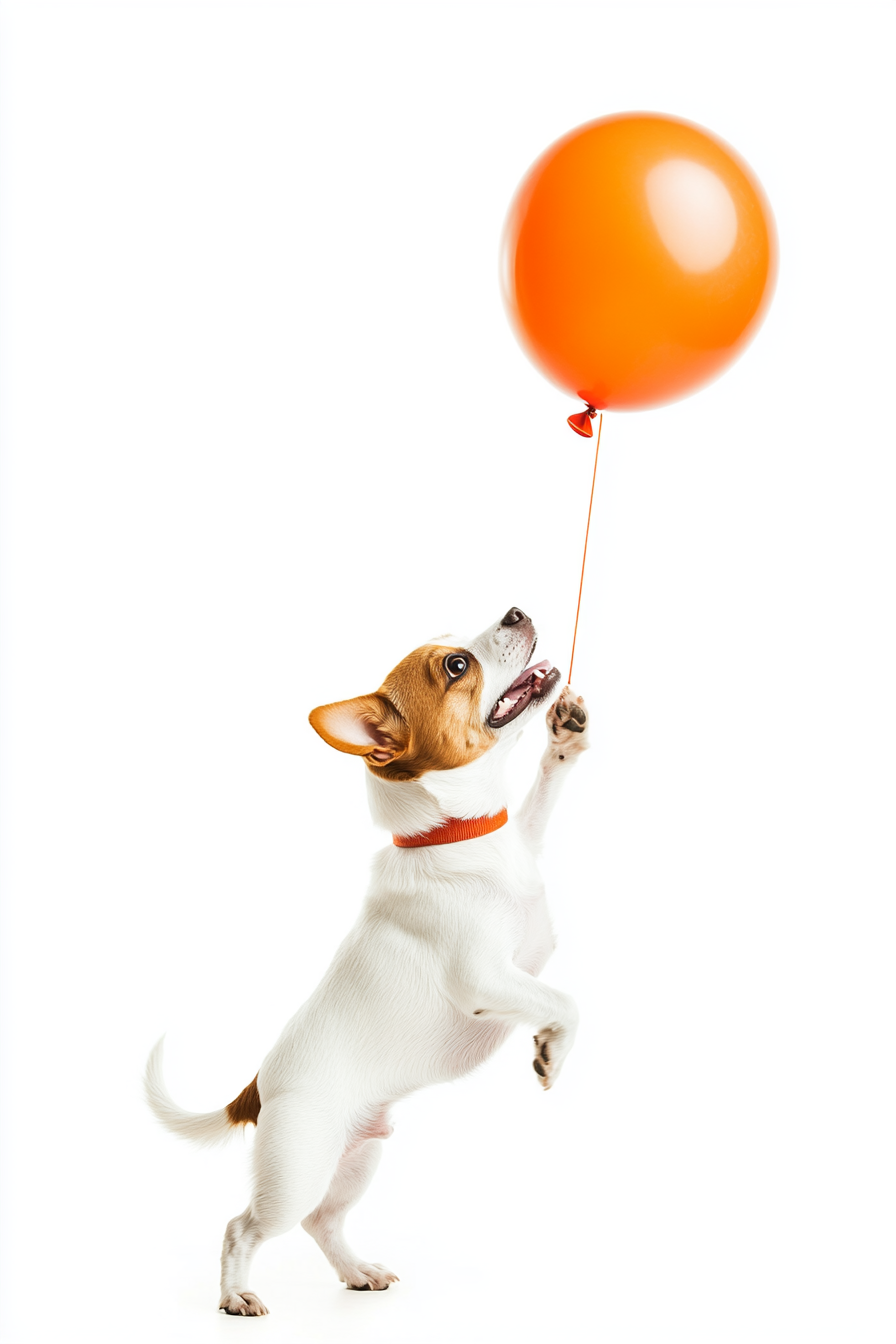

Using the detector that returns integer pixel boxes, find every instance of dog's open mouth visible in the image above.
[487,660,562,729]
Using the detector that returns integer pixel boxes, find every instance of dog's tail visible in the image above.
[144,1037,261,1148]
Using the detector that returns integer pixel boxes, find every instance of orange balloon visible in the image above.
[501,113,778,421]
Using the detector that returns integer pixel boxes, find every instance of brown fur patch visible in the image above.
[309,646,497,783]
[373,645,494,782]
[226,1075,261,1128]
[309,693,410,761]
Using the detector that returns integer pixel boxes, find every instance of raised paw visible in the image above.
[547,686,589,757]
[532,1026,574,1090]
[343,1261,399,1291]
[219,1291,269,1316]
[532,1031,555,1089]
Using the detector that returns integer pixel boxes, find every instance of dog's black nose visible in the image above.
[501,607,527,627]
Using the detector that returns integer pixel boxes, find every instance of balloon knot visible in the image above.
[567,405,598,437]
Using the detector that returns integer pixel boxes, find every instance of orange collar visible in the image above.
[392,808,508,849]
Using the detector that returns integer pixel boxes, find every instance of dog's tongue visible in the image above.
[510,659,552,692]
[492,660,552,719]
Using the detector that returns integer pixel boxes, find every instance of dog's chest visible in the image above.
[510,897,553,973]
[370,827,552,965]
[423,832,554,973]
[504,870,555,975]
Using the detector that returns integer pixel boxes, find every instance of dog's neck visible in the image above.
[365,732,520,839]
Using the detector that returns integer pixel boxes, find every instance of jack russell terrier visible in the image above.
[145,606,589,1315]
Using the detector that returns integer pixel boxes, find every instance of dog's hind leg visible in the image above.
[302,1132,399,1291]
[219,1093,346,1316]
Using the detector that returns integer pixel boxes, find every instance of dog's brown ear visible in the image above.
[309,694,408,765]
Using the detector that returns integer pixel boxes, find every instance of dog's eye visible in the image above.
[444,654,468,680]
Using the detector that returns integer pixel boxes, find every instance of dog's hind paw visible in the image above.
[547,687,589,756]
[219,1291,269,1316]
[342,1261,399,1291]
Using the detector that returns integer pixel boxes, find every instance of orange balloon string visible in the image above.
[567,412,602,686]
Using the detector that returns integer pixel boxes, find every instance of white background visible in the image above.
[1,3,894,1341]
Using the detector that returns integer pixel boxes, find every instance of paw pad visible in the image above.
[548,688,589,746]
[532,1034,554,1085]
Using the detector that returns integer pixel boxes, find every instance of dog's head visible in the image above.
[309,608,562,782]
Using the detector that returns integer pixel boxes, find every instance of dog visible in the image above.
[144,606,589,1315]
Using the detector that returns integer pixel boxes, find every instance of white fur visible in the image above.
[145,609,590,1315]
[144,1037,233,1147]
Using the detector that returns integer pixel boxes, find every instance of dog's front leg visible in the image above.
[457,962,579,1090]
[518,686,590,849]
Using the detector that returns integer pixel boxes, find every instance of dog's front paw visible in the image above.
[547,686,589,757]
[532,1026,573,1090]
